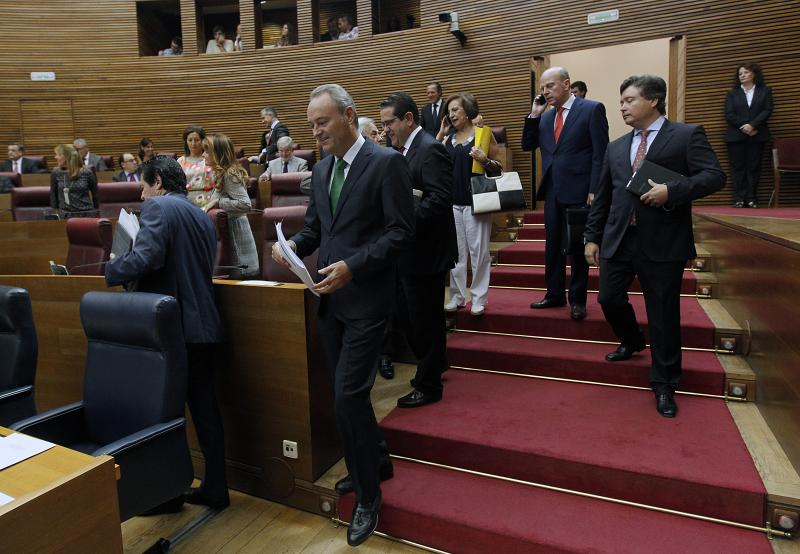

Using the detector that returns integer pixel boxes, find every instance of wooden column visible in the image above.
[180,0,199,55]
[357,0,372,38]
[239,0,258,51]
[297,0,314,45]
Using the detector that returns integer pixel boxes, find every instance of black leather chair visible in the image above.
[12,291,193,521]
[0,286,38,427]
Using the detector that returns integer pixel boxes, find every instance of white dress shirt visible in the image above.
[401,127,423,155]
[741,85,755,107]
[329,134,366,191]
[555,94,577,128]
[629,115,666,166]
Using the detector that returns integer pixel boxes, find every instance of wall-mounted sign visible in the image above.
[30,72,56,81]
[588,10,620,25]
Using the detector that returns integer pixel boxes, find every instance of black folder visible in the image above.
[626,160,685,197]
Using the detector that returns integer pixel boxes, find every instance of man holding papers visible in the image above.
[105,156,229,510]
[584,75,724,418]
[272,84,414,547]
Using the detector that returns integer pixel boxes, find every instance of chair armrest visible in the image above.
[0,385,33,405]
[9,401,86,444]
[92,418,186,457]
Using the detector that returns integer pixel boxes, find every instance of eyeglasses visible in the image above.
[380,117,398,128]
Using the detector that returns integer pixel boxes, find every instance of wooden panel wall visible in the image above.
[0,1,798,206]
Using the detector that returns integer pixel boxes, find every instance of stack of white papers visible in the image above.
[118,209,140,245]
[0,433,56,471]
[276,222,319,297]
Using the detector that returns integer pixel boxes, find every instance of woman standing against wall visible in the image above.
[724,62,773,208]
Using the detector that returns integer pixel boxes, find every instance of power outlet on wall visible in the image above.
[282,440,298,459]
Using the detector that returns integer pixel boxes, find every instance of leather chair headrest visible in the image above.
[100,155,114,170]
[0,172,22,187]
[11,186,49,207]
[271,172,312,195]
[24,156,47,170]
[293,150,317,169]
[67,218,112,247]
[492,126,507,144]
[262,205,308,240]
[234,146,245,158]
[97,182,142,203]
[0,286,33,333]
[80,292,184,351]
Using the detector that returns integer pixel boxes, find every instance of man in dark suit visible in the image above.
[420,81,445,136]
[380,92,457,408]
[522,66,609,320]
[111,152,142,182]
[105,156,229,510]
[584,75,725,418]
[1,143,40,174]
[272,84,414,546]
[73,138,109,171]
[251,107,290,164]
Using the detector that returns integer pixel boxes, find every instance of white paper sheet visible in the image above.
[117,208,140,245]
[237,280,281,286]
[0,433,56,471]
[0,491,14,507]
[276,222,320,297]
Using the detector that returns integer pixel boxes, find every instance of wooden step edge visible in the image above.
[728,401,800,540]
[719,354,757,402]
[699,298,745,354]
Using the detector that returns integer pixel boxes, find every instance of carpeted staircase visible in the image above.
[340,211,772,553]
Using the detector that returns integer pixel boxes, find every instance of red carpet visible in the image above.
[695,206,800,219]
[523,211,546,224]
[447,331,724,395]
[380,371,765,526]
[497,240,548,264]
[491,264,698,294]
[339,459,771,554]
[455,288,716,349]
[517,225,546,239]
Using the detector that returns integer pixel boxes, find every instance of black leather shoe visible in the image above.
[335,462,394,495]
[656,392,678,418]
[184,488,230,510]
[347,491,382,547]
[734,201,744,208]
[570,304,587,320]
[530,297,566,309]
[746,201,758,208]
[378,356,394,379]
[139,496,184,516]
[397,389,442,408]
[605,342,646,362]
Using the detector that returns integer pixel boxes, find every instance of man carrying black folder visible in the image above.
[584,75,725,418]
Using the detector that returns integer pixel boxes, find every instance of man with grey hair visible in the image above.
[258,135,309,190]
[249,107,290,164]
[522,66,609,320]
[272,83,414,546]
[73,138,108,170]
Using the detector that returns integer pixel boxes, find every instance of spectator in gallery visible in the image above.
[1,143,40,174]
[73,138,108,171]
[178,125,215,208]
[275,23,296,47]
[159,36,183,56]
[206,25,234,53]
[50,144,99,218]
[358,117,381,143]
[138,137,156,163]
[112,153,141,182]
[571,80,588,98]
[201,133,259,279]
[337,15,358,40]
[234,23,244,51]
[320,16,338,42]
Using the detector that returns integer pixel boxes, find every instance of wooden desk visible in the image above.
[0,427,122,553]
[0,276,340,516]
[0,220,68,275]
[21,171,117,187]
[0,193,10,222]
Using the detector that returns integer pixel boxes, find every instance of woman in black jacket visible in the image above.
[724,62,773,208]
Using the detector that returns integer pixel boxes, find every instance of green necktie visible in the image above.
[330,158,347,213]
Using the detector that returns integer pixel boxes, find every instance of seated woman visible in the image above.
[206,25,234,53]
[275,23,296,47]
[138,137,156,164]
[50,144,99,219]
[178,125,215,209]
[201,134,259,279]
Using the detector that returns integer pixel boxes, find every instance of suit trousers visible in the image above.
[544,198,589,306]
[318,300,387,504]
[726,141,765,203]
[450,205,492,308]
[597,229,686,394]
[186,343,228,500]
[397,271,448,396]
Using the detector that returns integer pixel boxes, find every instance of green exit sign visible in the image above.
[588,9,620,25]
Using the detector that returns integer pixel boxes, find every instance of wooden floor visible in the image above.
[122,364,426,554]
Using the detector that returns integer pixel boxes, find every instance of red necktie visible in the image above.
[396,146,406,154]
[554,107,565,143]
[632,130,649,172]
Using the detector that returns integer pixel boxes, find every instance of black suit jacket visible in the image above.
[291,139,415,319]
[111,169,142,182]
[0,157,40,174]
[401,129,457,275]
[105,193,223,344]
[724,86,773,143]
[259,122,291,163]
[585,120,725,262]
[421,101,445,136]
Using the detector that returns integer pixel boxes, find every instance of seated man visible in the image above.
[258,136,310,193]
[320,16,339,42]
[337,15,359,40]
[159,36,183,56]
[112,153,141,182]
[1,143,40,173]
[73,138,108,171]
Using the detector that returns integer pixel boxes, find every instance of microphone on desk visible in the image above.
[213,264,250,279]
[49,260,109,276]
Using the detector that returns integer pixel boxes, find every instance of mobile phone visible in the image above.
[444,114,452,126]
[534,94,546,106]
